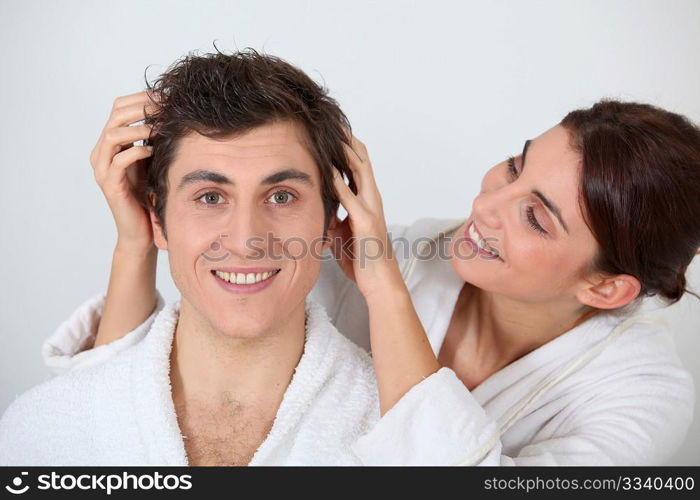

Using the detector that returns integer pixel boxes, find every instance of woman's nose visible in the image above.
[471,189,503,231]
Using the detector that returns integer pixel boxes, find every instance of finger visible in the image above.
[96,92,156,147]
[110,145,153,173]
[111,91,157,111]
[103,124,153,150]
[106,101,159,129]
[343,140,374,181]
[348,136,376,188]
[340,125,353,144]
[342,142,382,209]
[93,101,156,169]
[342,143,363,193]
[94,125,153,176]
[332,169,364,216]
[100,146,153,189]
[349,135,369,163]
[345,140,365,166]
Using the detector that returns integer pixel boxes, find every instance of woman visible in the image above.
[44,93,699,464]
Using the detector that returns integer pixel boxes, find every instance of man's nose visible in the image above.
[222,205,269,260]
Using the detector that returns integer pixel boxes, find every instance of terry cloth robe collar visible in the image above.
[129,296,343,465]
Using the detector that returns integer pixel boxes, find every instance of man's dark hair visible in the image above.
[142,47,355,239]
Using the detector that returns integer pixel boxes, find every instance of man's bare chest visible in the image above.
[175,399,276,466]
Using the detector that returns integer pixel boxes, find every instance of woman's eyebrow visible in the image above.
[520,139,570,234]
[521,139,532,169]
[533,190,569,234]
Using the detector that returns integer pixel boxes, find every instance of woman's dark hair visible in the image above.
[142,46,355,239]
[562,99,700,304]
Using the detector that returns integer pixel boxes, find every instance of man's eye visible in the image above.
[198,192,225,205]
[266,190,297,205]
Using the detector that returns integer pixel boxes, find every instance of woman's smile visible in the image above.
[464,221,502,261]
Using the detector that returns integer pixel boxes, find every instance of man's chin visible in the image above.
[208,313,274,339]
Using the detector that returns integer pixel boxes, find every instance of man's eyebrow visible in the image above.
[521,140,569,234]
[261,168,313,186]
[176,168,314,192]
[176,170,233,192]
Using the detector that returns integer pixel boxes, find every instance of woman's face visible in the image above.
[449,124,601,304]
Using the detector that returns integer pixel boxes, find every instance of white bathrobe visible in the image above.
[0,298,382,465]
[3,218,695,465]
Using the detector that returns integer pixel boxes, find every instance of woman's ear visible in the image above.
[148,193,168,251]
[576,274,641,310]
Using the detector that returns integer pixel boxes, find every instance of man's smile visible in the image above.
[210,268,282,293]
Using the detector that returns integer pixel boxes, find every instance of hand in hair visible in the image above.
[90,90,158,251]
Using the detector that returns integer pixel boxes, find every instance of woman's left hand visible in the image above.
[329,135,404,299]
[330,135,440,415]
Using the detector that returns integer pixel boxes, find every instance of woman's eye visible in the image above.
[266,190,297,205]
[506,156,519,181]
[198,192,225,205]
[526,205,548,235]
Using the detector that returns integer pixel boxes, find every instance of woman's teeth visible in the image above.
[214,269,280,285]
[468,223,499,257]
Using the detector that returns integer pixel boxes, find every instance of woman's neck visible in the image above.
[450,283,598,373]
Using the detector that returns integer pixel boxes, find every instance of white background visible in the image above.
[0,0,698,464]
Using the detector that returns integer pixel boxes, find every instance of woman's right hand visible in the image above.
[90,91,157,252]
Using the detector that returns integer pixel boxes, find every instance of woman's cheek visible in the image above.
[504,234,534,268]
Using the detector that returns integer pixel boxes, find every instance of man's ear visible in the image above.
[321,214,340,250]
[575,274,641,310]
[327,214,338,231]
[148,193,168,250]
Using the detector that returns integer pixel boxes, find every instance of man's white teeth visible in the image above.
[214,270,279,284]
[469,223,499,257]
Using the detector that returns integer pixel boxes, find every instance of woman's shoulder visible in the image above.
[597,313,687,365]
[567,311,693,399]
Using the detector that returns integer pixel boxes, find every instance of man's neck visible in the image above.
[169,298,307,407]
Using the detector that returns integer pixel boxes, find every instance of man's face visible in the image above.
[151,120,330,338]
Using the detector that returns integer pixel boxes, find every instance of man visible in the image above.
[0,49,492,467]
[0,49,382,465]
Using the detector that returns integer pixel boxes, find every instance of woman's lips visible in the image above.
[463,221,503,261]
[463,238,501,260]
